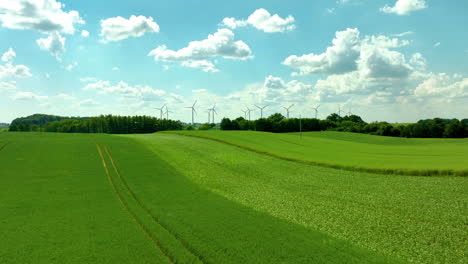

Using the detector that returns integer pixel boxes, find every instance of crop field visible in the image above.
[0,132,467,264]
[169,130,468,176]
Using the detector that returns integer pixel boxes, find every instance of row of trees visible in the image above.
[220,113,468,138]
[9,115,183,134]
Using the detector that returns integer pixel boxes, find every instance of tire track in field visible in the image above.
[103,145,207,264]
[0,142,10,152]
[96,144,176,264]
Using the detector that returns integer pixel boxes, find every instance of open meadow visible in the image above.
[0,131,466,264]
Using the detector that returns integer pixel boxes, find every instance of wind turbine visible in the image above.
[241,109,247,119]
[205,109,212,123]
[282,104,294,119]
[246,107,254,121]
[255,104,269,118]
[337,105,343,117]
[210,104,217,123]
[154,104,166,119]
[347,108,353,116]
[185,100,197,125]
[165,106,173,120]
[312,104,321,119]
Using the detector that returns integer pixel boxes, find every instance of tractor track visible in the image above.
[0,142,10,152]
[96,144,176,264]
[103,145,207,264]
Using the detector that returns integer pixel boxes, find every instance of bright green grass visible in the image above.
[0,132,398,264]
[0,133,171,264]
[167,130,468,176]
[131,133,467,264]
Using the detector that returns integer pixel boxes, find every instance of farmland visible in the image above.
[169,130,468,176]
[0,132,467,264]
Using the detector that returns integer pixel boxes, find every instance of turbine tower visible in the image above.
[255,104,269,118]
[337,105,343,117]
[154,104,166,119]
[282,104,294,119]
[185,100,197,125]
[165,106,173,120]
[210,104,217,123]
[246,107,254,121]
[205,109,212,123]
[312,104,321,119]
[241,109,247,119]
[347,108,353,116]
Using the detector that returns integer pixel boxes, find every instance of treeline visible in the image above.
[221,113,468,138]
[10,114,84,126]
[9,115,183,134]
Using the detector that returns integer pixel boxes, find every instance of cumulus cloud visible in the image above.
[82,80,167,101]
[148,28,252,72]
[283,28,361,75]
[12,91,47,101]
[1,48,15,63]
[0,48,32,79]
[36,32,65,58]
[380,0,427,15]
[414,73,468,98]
[100,15,159,42]
[81,30,89,37]
[221,8,295,33]
[0,0,84,34]
[55,93,75,100]
[181,60,218,72]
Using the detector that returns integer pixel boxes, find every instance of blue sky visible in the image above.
[1,0,467,123]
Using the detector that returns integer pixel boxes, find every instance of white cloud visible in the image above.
[82,80,167,101]
[434,42,441,47]
[81,30,89,37]
[78,99,99,107]
[1,48,15,63]
[221,8,295,33]
[380,0,427,15]
[410,53,426,70]
[12,91,47,101]
[0,48,32,79]
[0,0,84,34]
[393,31,414,37]
[181,60,219,72]
[283,28,361,75]
[79,77,97,82]
[0,81,16,92]
[65,61,77,71]
[414,73,468,98]
[112,66,120,71]
[100,15,159,42]
[36,32,65,58]
[55,93,75,100]
[148,28,252,72]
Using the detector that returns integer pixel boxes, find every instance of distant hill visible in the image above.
[10,114,88,126]
[0,123,9,128]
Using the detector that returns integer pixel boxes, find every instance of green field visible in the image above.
[0,132,466,263]
[168,130,468,176]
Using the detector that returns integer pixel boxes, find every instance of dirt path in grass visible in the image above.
[96,144,176,264]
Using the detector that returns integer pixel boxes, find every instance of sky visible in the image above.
[1,0,467,123]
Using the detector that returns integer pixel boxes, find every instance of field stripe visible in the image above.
[166,132,467,177]
[103,145,207,264]
[96,144,175,264]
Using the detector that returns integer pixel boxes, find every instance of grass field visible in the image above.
[0,132,466,263]
[168,130,468,176]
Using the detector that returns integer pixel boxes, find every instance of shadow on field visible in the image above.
[106,137,403,264]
